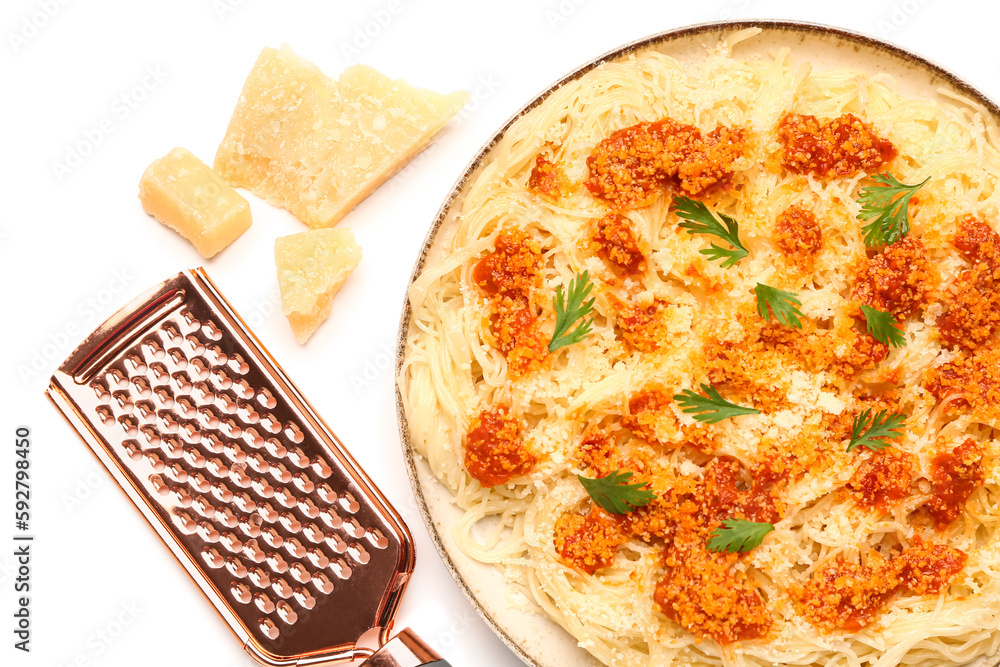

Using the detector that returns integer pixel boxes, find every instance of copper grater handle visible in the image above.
[359,628,451,667]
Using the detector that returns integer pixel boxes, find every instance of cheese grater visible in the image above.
[47,268,450,667]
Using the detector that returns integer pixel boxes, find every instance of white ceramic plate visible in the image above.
[395,19,1000,667]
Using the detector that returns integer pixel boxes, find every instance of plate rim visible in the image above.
[393,17,1000,667]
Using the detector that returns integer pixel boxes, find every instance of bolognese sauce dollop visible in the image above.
[473,227,548,374]
[927,439,985,527]
[940,217,1000,349]
[776,112,896,177]
[592,212,646,275]
[853,236,938,320]
[775,204,823,269]
[463,407,537,487]
[585,118,750,209]
[794,542,967,631]
[554,506,628,574]
[527,155,570,202]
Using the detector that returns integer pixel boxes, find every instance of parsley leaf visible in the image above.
[549,271,596,353]
[847,409,906,452]
[857,172,929,247]
[860,304,906,348]
[578,470,656,515]
[673,196,749,268]
[754,283,804,328]
[674,383,760,424]
[707,518,774,554]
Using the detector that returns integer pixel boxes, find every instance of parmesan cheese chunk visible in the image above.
[215,45,469,228]
[275,228,362,344]
[138,147,251,258]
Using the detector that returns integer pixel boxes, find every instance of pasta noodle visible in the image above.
[400,32,1000,667]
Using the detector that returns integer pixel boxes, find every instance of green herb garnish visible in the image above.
[673,196,749,268]
[549,271,596,353]
[860,304,906,348]
[857,172,929,247]
[754,283,804,328]
[578,470,656,515]
[847,409,906,452]
[707,518,775,554]
[674,383,761,424]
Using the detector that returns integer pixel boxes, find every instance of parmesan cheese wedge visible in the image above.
[215,45,469,228]
[138,147,252,258]
[275,228,362,344]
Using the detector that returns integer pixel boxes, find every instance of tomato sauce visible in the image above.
[617,298,672,352]
[462,407,537,487]
[585,118,749,209]
[925,341,1000,421]
[593,212,646,275]
[898,540,967,594]
[776,112,896,177]
[794,540,967,631]
[775,204,823,268]
[849,450,913,510]
[940,218,1000,349]
[554,506,628,574]
[853,236,937,320]
[473,227,541,296]
[652,459,779,643]
[472,228,548,374]
[927,439,984,527]
[553,454,781,642]
[953,216,1000,266]
[653,545,772,644]
[527,155,569,202]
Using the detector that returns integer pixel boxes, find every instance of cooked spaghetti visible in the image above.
[399,29,1000,667]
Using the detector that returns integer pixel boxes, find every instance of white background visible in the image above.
[1,0,996,665]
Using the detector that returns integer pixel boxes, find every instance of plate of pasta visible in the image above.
[396,20,1000,667]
